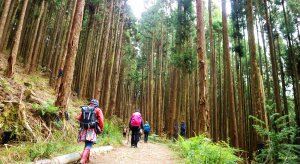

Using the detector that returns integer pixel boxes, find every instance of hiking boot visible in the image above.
[80,148,90,164]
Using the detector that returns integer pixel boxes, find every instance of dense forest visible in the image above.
[0,0,299,162]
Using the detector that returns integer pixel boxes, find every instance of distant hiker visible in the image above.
[58,68,63,78]
[180,122,186,138]
[143,121,151,143]
[123,127,127,138]
[76,86,80,97]
[129,110,144,148]
[173,124,179,141]
[77,99,104,164]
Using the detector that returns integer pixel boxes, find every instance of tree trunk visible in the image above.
[110,15,125,116]
[196,0,209,134]
[246,0,266,151]
[0,0,12,52]
[55,0,78,92]
[25,0,45,73]
[95,0,114,100]
[55,0,85,111]
[208,0,217,140]
[263,0,281,114]
[6,0,29,77]
[222,0,238,147]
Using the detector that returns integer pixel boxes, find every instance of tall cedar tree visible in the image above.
[55,0,86,111]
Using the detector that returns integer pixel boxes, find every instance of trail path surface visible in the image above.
[89,140,182,164]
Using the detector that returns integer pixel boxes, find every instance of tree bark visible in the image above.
[222,0,238,147]
[55,0,85,110]
[6,0,29,77]
[263,0,282,114]
[246,0,266,151]
[25,0,45,73]
[196,0,209,134]
[0,0,12,52]
[95,0,114,100]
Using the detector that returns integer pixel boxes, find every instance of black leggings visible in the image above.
[131,127,140,146]
[144,132,149,142]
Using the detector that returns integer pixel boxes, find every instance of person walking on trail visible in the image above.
[77,99,104,164]
[129,110,144,148]
[180,122,186,138]
[143,121,151,143]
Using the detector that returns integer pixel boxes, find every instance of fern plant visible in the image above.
[250,113,300,163]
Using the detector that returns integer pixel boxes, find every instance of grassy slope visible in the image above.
[0,54,122,162]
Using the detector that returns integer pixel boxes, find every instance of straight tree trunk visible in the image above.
[29,1,48,73]
[95,0,114,100]
[55,0,85,110]
[0,0,12,51]
[208,0,217,140]
[263,0,281,114]
[110,9,125,115]
[246,0,266,151]
[6,0,29,77]
[55,0,78,92]
[222,0,238,147]
[281,0,300,128]
[196,0,209,134]
[25,0,45,73]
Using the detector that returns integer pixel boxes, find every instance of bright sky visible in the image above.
[127,0,148,20]
[127,0,231,20]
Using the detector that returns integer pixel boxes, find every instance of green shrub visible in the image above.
[171,135,241,164]
[99,117,123,145]
[29,142,56,160]
[250,113,300,163]
[32,101,59,116]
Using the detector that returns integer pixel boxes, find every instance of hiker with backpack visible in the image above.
[143,121,151,143]
[77,99,104,164]
[129,110,144,148]
[180,122,186,138]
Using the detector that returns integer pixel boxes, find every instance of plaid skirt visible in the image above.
[78,128,97,143]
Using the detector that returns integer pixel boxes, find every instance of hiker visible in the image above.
[143,121,151,143]
[123,127,127,138]
[173,124,179,141]
[57,68,63,78]
[129,110,144,148]
[77,99,104,164]
[180,122,186,138]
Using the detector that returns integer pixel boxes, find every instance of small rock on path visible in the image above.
[89,140,182,164]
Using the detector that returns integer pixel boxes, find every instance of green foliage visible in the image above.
[175,0,195,47]
[32,101,59,116]
[171,49,197,73]
[170,135,241,164]
[29,142,56,160]
[99,117,123,145]
[250,113,300,163]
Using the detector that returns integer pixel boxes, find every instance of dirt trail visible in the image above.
[89,140,182,164]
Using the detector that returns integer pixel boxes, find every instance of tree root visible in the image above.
[19,87,39,142]
[24,89,43,104]
[41,120,52,143]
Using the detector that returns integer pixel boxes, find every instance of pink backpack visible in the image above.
[131,112,142,127]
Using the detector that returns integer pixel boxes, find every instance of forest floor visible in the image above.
[89,139,183,164]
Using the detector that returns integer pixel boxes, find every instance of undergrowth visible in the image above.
[251,113,300,163]
[0,117,123,162]
[169,135,241,164]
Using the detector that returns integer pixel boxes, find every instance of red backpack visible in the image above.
[131,112,142,127]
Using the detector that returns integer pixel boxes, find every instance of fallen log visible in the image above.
[34,146,113,164]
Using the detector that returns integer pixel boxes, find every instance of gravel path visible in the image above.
[89,140,182,164]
